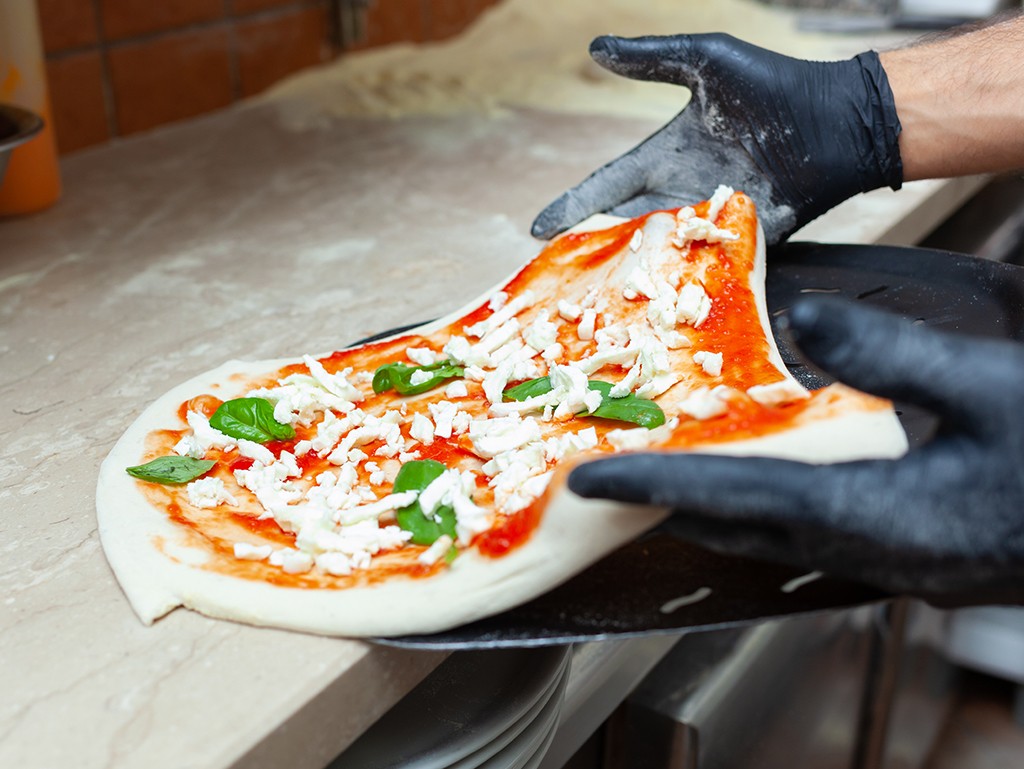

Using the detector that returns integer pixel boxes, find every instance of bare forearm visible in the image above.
[880,14,1024,180]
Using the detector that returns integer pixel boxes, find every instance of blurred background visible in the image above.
[5,2,1024,769]
[35,0,503,154]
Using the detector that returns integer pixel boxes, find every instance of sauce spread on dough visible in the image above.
[133,192,893,589]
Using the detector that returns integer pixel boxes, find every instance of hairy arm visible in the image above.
[882,13,1024,180]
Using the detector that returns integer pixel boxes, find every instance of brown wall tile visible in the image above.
[38,0,99,53]
[100,0,225,41]
[357,0,427,49]
[107,27,233,135]
[230,0,301,15]
[46,51,111,153]
[236,6,331,97]
[37,0,498,153]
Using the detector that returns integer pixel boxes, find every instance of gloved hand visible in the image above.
[569,296,1024,607]
[532,34,904,245]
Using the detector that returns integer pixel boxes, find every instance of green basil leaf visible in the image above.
[503,376,553,401]
[393,458,446,492]
[372,363,402,394]
[585,381,667,429]
[126,456,216,485]
[210,397,295,443]
[502,377,666,429]
[372,361,464,396]
[393,459,458,546]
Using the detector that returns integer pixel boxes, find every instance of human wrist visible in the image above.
[880,17,1024,180]
[878,47,951,181]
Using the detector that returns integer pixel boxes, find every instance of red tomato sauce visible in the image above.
[228,513,295,547]
[475,500,544,557]
[142,428,447,588]
[666,397,813,448]
[417,438,478,466]
[139,192,843,583]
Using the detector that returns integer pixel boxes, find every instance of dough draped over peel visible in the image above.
[96,198,907,637]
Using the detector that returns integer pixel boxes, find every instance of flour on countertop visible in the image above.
[257,0,865,127]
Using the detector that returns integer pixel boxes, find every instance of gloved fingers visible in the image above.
[570,451,942,596]
[568,451,916,542]
[589,35,704,88]
[607,191,697,219]
[531,151,649,239]
[532,105,725,239]
[787,295,999,427]
[568,452,825,517]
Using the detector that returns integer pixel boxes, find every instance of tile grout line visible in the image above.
[224,0,241,103]
[420,0,433,41]
[89,0,119,140]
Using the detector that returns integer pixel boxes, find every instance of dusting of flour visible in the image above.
[256,0,862,127]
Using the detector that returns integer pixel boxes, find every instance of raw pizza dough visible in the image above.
[97,194,907,637]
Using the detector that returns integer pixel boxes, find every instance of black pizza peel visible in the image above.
[362,243,1024,649]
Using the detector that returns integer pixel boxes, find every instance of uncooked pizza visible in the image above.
[96,188,907,636]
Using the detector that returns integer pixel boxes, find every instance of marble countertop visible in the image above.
[0,14,988,769]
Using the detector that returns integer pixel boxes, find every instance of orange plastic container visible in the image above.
[0,0,62,215]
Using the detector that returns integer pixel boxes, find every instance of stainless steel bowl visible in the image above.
[0,104,44,185]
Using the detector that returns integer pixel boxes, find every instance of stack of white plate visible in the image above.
[332,646,571,769]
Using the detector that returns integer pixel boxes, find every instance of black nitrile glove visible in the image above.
[532,34,904,245]
[569,296,1024,607]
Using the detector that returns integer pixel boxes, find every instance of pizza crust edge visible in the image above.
[95,215,908,637]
